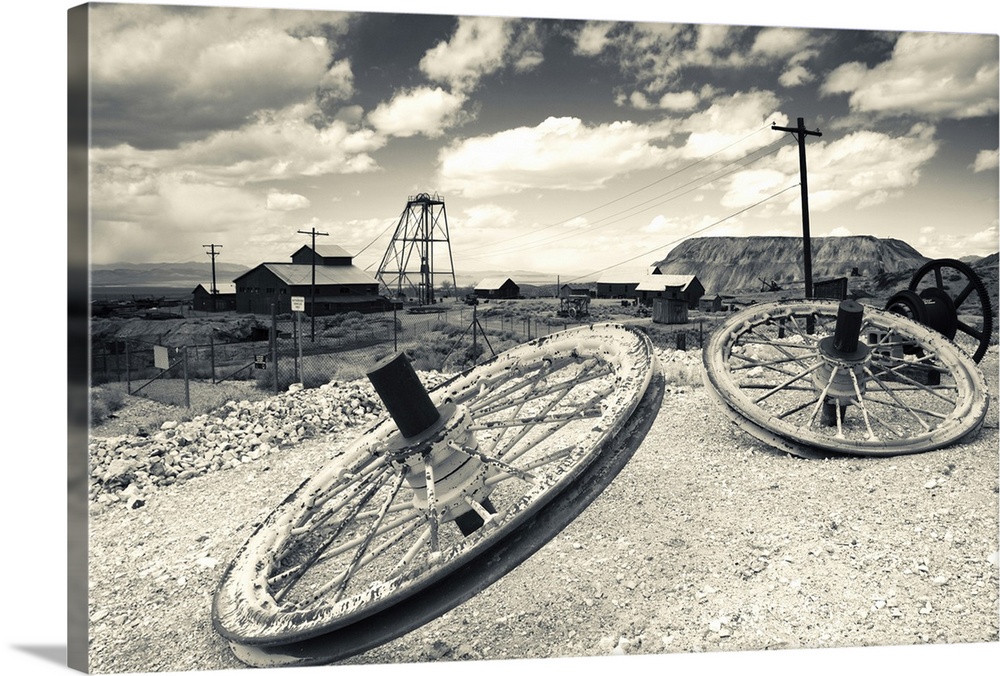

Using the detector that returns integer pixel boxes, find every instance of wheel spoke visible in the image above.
[863,367,934,432]
[956,319,985,341]
[702,299,987,458]
[272,464,395,603]
[868,362,956,406]
[448,440,536,483]
[953,280,974,309]
[731,351,815,372]
[753,362,824,404]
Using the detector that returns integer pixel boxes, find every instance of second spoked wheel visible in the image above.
[703,299,989,459]
[905,257,994,363]
[213,323,662,666]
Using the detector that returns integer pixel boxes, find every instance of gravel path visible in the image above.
[85,347,1000,673]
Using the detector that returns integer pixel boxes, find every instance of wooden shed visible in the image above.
[635,274,705,309]
[192,283,236,312]
[474,277,520,300]
[652,297,689,324]
[814,277,849,301]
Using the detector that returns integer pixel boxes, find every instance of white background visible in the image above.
[2,1,997,675]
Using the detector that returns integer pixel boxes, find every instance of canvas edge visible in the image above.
[68,3,91,673]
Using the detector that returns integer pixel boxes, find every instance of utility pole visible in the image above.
[772,117,822,298]
[297,227,328,341]
[203,244,222,312]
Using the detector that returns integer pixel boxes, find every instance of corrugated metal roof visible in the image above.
[309,244,354,258]
[260,263,378,286]
[635,274,696,292]
[195,283,237,294]
[475,277,515,290]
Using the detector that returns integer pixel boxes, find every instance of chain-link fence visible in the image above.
[89,307,608,411]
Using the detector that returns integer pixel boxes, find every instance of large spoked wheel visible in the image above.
[703,299,989,459]
[907,258,994,363]
[213,323,662,666]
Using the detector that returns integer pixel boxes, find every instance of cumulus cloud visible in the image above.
[597,23,830,106]
[778,65,814,88]
[88,99,387,263]
[437,116,676,198]
[420,16,541,93]
[679,91,786,160]
[972,148,999,172]
[266,192,311,211]
[822,32,999,120]
[368,87,469,138]
[88,4,351,149]
[750,27,814,59]
[90,177,267,264]
[574,21,616,56]
[658,91,700,111]
[461,204,520,231]
[721,126,939,215]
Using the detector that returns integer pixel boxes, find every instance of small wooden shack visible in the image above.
[814,277,849,301]
[652,297,689,324]
[474,277,520,300]
[192,283,237,312]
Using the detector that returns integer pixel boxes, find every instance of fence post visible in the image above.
[393,305,398,352]
[209,333,216,384]
[271,303,279,394]
[125,340,132,394]
[182,346,190,408]
[295,311,301,384]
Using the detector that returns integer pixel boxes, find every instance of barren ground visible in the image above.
[84,340,999,674]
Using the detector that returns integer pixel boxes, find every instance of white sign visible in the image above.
[153,345,170,370]
[291,296,305,312]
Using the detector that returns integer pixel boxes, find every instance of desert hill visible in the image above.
[654,235,930,294]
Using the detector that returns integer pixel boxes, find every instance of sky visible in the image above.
[83,1,999,283]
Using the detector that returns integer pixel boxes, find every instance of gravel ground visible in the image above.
[85,346,1000,674]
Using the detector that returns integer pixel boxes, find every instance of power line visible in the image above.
[453,124,775,257]
[459,136,791,262]
[564,183,802,284]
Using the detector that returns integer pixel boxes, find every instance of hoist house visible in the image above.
[233,245,390,315]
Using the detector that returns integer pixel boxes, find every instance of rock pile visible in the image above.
[88,372,449,512]
[88,346,699,513]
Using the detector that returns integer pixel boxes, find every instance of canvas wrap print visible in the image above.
[68,2,1000,674]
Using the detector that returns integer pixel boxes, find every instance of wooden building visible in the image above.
[596,273,641,299]
[474,277,520,300]
[814,277,849,301]
[192,283,237,312]
[652,297,689,324]
[233,246,390,315]
[635,274,705,309]
[559,284,591,298]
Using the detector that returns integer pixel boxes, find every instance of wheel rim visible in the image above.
[908,258,994,363]
[703,300,989,457]
[213,323,660,660]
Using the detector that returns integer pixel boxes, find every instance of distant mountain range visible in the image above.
[90,238,996,297]
[90,261,251,288]
[653,235,931,294]
[90,261,560,290]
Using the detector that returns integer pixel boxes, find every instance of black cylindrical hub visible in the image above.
[832,299,864,354]
[366,352,441,438]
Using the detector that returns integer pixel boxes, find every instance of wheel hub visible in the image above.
[367,352,495,534]
[383,403,494,527]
